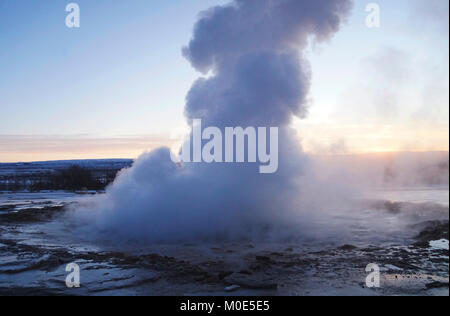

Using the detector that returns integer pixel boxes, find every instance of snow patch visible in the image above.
[429,239,449,250]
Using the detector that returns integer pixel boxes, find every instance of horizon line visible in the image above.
[1,150,448,165]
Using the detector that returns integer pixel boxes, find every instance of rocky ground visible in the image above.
[0,198,448,296]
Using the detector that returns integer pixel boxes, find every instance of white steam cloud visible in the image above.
[76,0,353,242]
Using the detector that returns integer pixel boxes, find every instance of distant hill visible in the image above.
[0,159,133,191]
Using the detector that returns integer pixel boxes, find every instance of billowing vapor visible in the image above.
[76,0,353,242]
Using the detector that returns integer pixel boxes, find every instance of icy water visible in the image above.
[0,188,448,296]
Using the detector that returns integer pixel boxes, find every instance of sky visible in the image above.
[0,0,448,162]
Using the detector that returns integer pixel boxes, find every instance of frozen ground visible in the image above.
[0,189,448,296]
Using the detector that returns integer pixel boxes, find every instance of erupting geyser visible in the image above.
[76,0,353,242]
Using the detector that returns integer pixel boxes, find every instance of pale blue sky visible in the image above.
[0,0,448,161]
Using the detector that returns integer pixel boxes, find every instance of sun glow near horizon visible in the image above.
[0,122,448,163]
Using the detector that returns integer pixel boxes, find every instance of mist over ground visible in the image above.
[72,0,448,245]
[313,151,449,189]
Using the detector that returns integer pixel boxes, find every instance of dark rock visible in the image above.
[415,220,449,244]
[361,247,383,253]
[426,281,449,289]
[255,256,272,262]
[239,270,252,275]
[0,205,65,224]
[338,245,357,251]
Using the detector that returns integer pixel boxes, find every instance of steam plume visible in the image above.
[76,0,353,242]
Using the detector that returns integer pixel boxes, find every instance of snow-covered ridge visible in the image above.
[0,159,133,191]
[0,159,133,176]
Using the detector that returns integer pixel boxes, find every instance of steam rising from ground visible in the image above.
[76,0,353,242]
